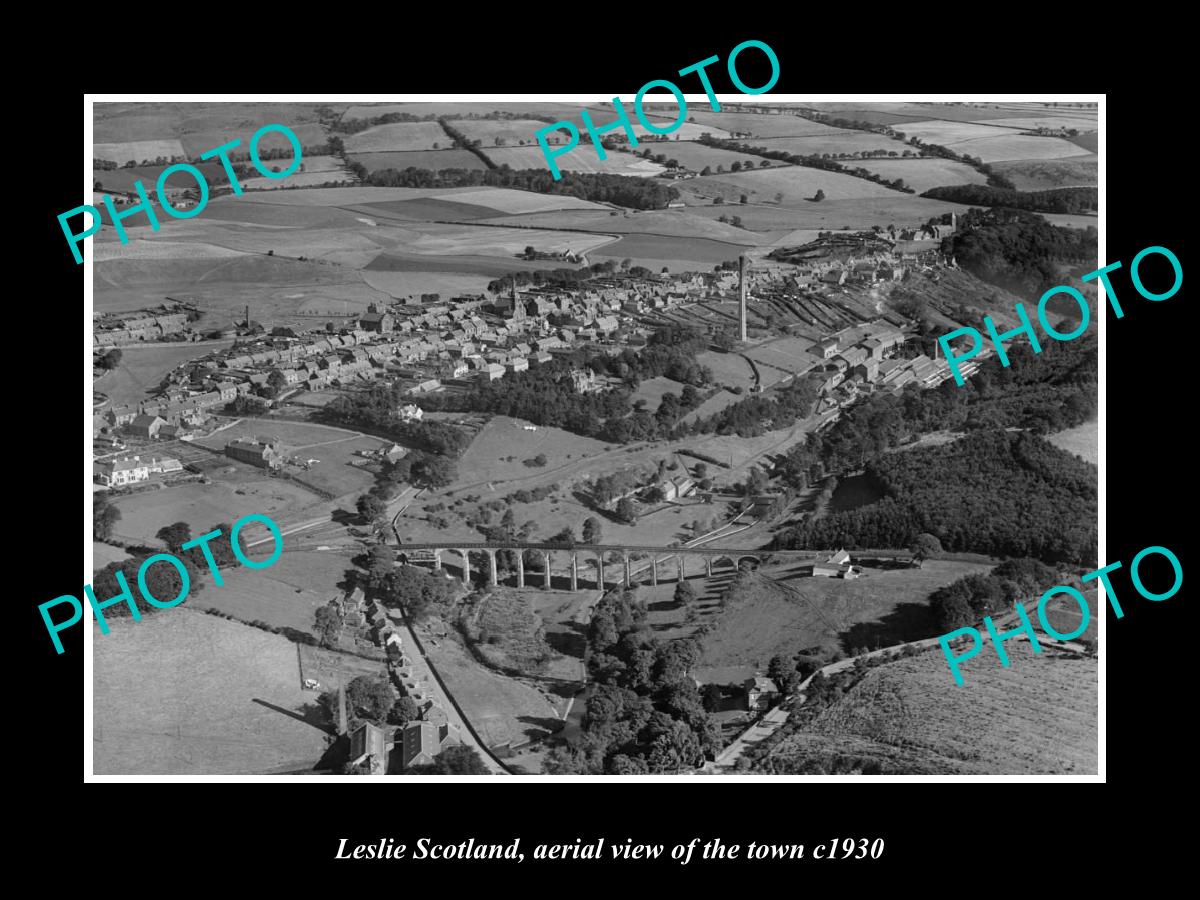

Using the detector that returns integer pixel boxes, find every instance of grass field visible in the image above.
[843,157,989,192]
[647,142,781,171]
[194,418,389,499]
[349,149,489,172]
[95,139,187,165]
[93,161,231,194]
[680,167,905,204]
[989,158,1098,190]
[974,115,1099,131]
[482,208,767,244]
[93,610,331,774]
[111,477,325,545]
[633,376,687,407]
[763,641,1097,774]
[240,155,352,190]
[1047,419,1098,465]
[754,132,914,157]
[1067,132,1099,153]
[946,134,1094,163]
[193,550,348,635]
[483,145,666,177]
[699,558,996,664]
[682,111,841,137]
[591,232,753,267]
[696,350,757,389]
[94,341,232,408]
[681,194,975,233]
[423,629,563,748]
[344,122,448,152]
[93,541,129,571]
[360,269,494,299]
[890,120,1027,144]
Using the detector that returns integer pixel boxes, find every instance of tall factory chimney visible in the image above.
[738,254,748,342]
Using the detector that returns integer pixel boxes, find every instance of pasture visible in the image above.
[1047,419,1098,466]
[94,140,187,165]
[344,121,448,152]
[350,149,489,172]
[696,350,756,389]
[481,208,765,244]
[422,630,564,748]
[753,132,914,158]
[93,610,331,775]
[679,167,904,204]
[699,559,997,664]
[990,158,1098,190]
[193,550,348,635]
[483,145,666,177]
[633,376,688,408]
[654,142,780,171]
[895,120,1027,144]
[591,232,754,268]
[111,476,325,545]
[764,641,1097,774]
[844,157,989,192]
[974,115,1098,131]
[683,110,842,137]
[945,135,1094,163]
[681,194,975,233]
[239,155,351,191]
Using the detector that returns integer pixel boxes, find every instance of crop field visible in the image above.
[895,120,1027,144]
[699,558,996,664]
[482,145,666,177]
[454,118,564,145]
[803,102,1085,124]
[423,630,563,748]
[350,149,489,172]
[94,139,188,165]
[481,208,766,244]
[1047,419,1098,466]
[340,103,587,121]
[763,641,1097,774]
[653,141,782,171]
[1067,132,1099,153]
[193,549,348,635]
[94,341,232,408]
[753,132,914,157]
[92,161,232,194]
[111,477,325,545]
[680,167,904,204]
[240,155,352,190]
[681,194,975,233]
[592,232,754,268]
[362,222,617,258]
[344,122,448,152]
[945,134,1094,163]
[681,111,842,137]
[93,610,331,775]
[843,157,990,192]
[974,115,1098,131]
[1039,213,1100,230]
[177,122,327,159]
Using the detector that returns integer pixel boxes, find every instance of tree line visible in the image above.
[695,135,917,193]
[922,185,1097,215]
[352,164,680,210]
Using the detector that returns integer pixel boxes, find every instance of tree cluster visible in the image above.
[544,590,718,774]
[921,185,1097,215]
[359,164,679,210]
[774,430,1098,565]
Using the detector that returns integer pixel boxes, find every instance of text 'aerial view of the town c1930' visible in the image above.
[89,98,1099,777]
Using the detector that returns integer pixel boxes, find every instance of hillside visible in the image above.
[756,642,1097,774]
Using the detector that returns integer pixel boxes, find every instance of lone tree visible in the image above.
[813,189,826,202]
[413,745,489,774]
[674,579,695,607]
[911,533,944,565]
[616,497,637,524]
[356,493,387,524]
[346,674,394,723]
[314,600,344,649]
[582,517,603,544]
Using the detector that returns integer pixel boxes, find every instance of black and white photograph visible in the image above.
[78,94,1108,780]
